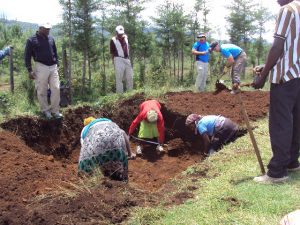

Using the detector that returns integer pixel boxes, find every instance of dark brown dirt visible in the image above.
[0,90,269,224]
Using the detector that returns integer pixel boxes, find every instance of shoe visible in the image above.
[253,174,289,184]
[287,165,300,172]
[52,112,63,119]
[43,111,52,119]
[230,89,240,95]
[156,145,165,153]
[136,146,142,155]
[208,148,216,156]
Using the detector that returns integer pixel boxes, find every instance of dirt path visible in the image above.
[0,90,269,224]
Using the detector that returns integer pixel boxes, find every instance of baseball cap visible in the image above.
[197,33,206,38]
[39,22,52,29]
[115,25,125,35]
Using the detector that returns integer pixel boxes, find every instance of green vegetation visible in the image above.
[128,119,300,225]
[0,0,273,109]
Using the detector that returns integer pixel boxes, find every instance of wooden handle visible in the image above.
[237,93,266,174]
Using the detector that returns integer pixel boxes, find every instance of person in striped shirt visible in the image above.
[253,0,300,184]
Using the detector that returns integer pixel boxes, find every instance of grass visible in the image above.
[127,118,300,225]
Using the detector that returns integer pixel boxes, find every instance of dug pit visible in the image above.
[0,90,269,224]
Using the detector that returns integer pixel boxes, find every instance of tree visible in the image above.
[59,0,74,103]
[226,0,256,50]
[72,0,99,95]
[254,4,273,65]
[152,1,188,82]
[195,0,211,33]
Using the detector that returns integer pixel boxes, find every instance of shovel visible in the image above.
[130,135,168,147]
[130,135,160,145]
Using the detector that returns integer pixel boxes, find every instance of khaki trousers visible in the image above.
[114,57,133,93]
[231,51,247,84]
[34,62,60,113]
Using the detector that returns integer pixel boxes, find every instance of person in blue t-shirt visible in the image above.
[209,42,247,94]
[0,46,12,61]
[192,33,210,92]
[185,114,240,155]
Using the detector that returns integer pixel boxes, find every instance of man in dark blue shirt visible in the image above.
[25,22,62,119]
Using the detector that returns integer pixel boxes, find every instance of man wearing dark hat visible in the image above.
[192,33,210,92]
[209,41,246,94]
[25,22,62,119]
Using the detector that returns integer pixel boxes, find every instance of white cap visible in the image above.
[39,22,52,29]
[115,25,125,35]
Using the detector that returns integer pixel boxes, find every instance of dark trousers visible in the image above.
[268,78,300,178]
[211,118,238,151]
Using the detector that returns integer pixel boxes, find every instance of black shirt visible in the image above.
[24,31,58,72]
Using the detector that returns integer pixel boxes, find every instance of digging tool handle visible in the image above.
[237,93,266,174]
[130,135,159,145]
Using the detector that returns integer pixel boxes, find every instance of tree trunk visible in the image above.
[81,51,87,96]
[67,0,72,104]
[88,56,91,90]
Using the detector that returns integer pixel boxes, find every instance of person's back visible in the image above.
[220,44,243,59]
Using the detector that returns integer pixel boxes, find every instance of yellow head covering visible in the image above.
[84,116,96,126]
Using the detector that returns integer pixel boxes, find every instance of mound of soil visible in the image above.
[0,90,269,224]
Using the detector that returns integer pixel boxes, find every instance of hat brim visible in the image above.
[39,24,52,29]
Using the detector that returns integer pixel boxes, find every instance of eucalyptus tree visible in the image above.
[225,0,256,50]
[72,0,100,95]
[254,4,273,65]
[95,1,110,95]
[152,1,188,81]
[59,0,74,102]
[195,0,211,33]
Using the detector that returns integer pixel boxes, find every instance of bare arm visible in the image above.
[226,56,234,67]
[202,133,211,155]
[192,49,208,55]
[123,131,135,159]
[253,37,285,89]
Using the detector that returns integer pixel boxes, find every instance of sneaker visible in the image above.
[208,148,216,156]
[253,174,289,184]
[43,111,52,119]
[136,146,142,155]
[52,112,63,119]
[230,89,241,95]
[287,165,300,172]
[156,145,165,153]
